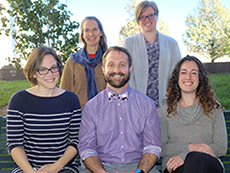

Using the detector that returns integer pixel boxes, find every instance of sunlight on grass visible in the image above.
[0,73,229,110]
[0,80,31,106]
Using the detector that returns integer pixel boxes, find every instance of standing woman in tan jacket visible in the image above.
[60,16,107,109]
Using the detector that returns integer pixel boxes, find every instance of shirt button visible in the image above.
[121,131,123,134]
[121,146,124,148]
[122,159,124,161]
[120,117,122,120]
[118,103,120,106]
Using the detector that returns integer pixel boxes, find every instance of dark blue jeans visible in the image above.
[163,151,223,173]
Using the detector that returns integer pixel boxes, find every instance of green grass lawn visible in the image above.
[0,80,31,107]
[0,73,230,110]
[209,73,230,110]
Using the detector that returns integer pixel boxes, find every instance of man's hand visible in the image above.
[83,156,108,173]
[166,155,184,173]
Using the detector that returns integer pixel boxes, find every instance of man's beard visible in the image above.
[104,71,130,88]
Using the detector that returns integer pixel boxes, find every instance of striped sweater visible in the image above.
[7,90,81,168]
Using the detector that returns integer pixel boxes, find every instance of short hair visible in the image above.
[102,46,132,67]
[135,1,159,24]
[166,55,224,116]
[80,16,108,53]
[23,46,62,86]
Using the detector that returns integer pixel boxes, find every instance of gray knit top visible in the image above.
[159,102,228,171]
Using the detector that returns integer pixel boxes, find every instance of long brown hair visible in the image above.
[166,55,224,116]
[79,16,108,53]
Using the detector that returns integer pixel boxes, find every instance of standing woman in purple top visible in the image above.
[122,1,181,112]
[7,46,81,173]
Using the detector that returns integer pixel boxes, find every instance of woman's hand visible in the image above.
[166,155,184,173]
[188,143,216,158]
[38,163,59,173]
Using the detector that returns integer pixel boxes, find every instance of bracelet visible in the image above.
[135,169,145,173]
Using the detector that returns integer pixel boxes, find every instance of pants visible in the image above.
[80,161,159,173]
[163,152,223,173]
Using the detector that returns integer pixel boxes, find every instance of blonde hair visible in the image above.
[135,1,159,24]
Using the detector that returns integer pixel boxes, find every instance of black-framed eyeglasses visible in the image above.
[37,65,61,75]
[139,13,158,21]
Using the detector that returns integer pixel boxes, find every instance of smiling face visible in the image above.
[139,7,158,34]
[102,50,132,93]
[33,54,60,90]
[178,60,199,96]
[82,19,103,48]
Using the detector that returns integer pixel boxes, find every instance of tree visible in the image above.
[226,35,230,56]
[183,0,230,62]
[0,0,79,69]
[119,0,169,45]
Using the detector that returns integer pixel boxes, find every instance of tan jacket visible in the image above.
[60,57,106,109]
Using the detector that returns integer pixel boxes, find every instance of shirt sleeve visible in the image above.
[7,92,25,153]
[60,57,74,92]
[209,110,227,157]
[170,39,182,73]
[68,93,82,149]
[142,99,161,159]
[122,37,137,89]
[78,102,99,160]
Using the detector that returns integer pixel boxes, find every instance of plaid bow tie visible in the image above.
[108,91,128,102]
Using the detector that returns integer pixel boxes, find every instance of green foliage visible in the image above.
[118,0,169,45]
[209,73,230,110]
[183,0,230,62]
[226,36,230,56]
[0,0,80,69]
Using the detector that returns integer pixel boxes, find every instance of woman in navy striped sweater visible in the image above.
[7,46,81,173]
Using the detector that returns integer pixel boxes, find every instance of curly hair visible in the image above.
[166,55,224,116]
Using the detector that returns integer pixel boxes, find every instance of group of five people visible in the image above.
[6,1,227,173]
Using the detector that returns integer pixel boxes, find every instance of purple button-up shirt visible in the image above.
[78,85,161,164]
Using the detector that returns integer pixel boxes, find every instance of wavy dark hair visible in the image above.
[166,55,224,116]
[79,16,108,53]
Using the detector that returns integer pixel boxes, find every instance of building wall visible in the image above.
[0,65,26,81]
[203,62,230,74]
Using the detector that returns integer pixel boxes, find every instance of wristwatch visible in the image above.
[135,169,145,173]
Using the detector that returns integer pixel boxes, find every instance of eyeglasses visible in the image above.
[139,13,157,21]
[37,65,61,75]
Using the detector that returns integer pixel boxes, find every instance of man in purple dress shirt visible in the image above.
[78,46,161,173]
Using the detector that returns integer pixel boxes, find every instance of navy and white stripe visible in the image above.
[7,90,81,170]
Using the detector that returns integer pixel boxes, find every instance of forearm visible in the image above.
[54,146,78,171]
[11,147,35,173]
[137,153,158,173]
[83,156,107,173]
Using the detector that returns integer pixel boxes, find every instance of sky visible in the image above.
[0,0,230,68]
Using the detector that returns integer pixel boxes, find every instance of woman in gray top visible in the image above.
[159,55,227,173]
[122,1,181,112]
